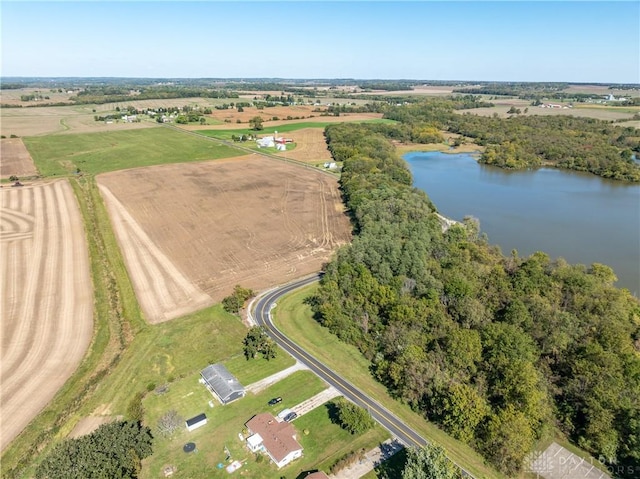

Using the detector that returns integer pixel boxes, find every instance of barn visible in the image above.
[200,363,245,404]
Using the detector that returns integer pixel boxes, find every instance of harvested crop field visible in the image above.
[0,180,93,451]
[0,105,155,137]
[457,104,638,121]
[0,138,38,179]
[97,155,352,324]
[186,112,385,132]
[274,127,333,163]
[197,104,384,129]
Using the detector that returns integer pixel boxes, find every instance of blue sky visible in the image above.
[2,1,638,82]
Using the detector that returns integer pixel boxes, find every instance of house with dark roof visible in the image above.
[245,412,303,469]
[200,364,245,404]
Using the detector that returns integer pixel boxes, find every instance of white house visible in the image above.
[245,413,303,469]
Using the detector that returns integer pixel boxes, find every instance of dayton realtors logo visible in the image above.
[524,446,638,479]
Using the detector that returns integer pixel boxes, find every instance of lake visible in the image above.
[403,151,640,296]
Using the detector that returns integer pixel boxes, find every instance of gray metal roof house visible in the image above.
[200,363,245,404]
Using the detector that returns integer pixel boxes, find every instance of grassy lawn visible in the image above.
[271,284,505,479]
[225,352,295,385]
[141,370,388,479]
[83,305,249,416]
[23,127,242,176]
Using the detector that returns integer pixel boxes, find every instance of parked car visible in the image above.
[268,397,282,406]
[283,412,298,422]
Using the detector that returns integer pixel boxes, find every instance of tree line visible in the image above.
[383,99,640,181]
[310,122,640,475]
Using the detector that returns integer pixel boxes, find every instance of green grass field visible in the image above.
[23,127,241,176]
[196,118,396,142]
[271,284,505,479]
[141,370,389,479]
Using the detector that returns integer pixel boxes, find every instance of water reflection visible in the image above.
[404,151,640,295]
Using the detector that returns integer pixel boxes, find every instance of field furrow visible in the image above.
[98,184,213,323]
[0,180,93,452]
[97,156,352,315]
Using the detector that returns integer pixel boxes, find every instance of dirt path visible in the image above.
[245,362,309,394]
[0,180,93,451]
[329,439,404,479]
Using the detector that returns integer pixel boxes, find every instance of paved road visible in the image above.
[251,274,426,449]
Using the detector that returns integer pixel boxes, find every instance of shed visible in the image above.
[185,413,207,432]
[201,364,245,404]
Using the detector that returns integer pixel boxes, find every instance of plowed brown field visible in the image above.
[189,104,383,130]
[274,128,333,163]
[0,180,93,451]
[97,155,352,324]
[0,138,38,179]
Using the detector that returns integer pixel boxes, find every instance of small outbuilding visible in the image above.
[185,414,207,432]
[201,364,245,404]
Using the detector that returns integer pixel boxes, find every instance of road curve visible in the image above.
[250,274,427,448]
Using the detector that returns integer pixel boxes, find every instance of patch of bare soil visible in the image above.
[0,138,38,178]
[68,415,123,439]
[97,155,352,324]
[0,180,93,451]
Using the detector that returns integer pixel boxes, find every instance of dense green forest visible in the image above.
[312,122,640,475]
[383,100,640,182]
[35,421,152,478]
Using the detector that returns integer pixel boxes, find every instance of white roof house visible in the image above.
[247,433,264,452]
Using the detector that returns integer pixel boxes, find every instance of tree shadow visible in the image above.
[372,447,407,479]
[324,400,341,425]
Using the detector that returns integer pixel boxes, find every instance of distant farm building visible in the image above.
[245,412,303,469]
[185,413,207,432]
[257,136,275,148]
[257,133,293,149]
[200,364,245,404]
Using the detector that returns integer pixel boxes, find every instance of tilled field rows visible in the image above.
[97,156,352,325]
[0,181,93,451]
[98,184,213,324]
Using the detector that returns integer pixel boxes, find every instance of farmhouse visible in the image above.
[245,412,303,469]
[185,413,207,432]
[200,363,245,404]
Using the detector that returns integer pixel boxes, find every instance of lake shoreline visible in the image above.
[403,150,640,295]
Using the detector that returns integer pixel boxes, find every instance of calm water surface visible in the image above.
[404,151,640,295]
